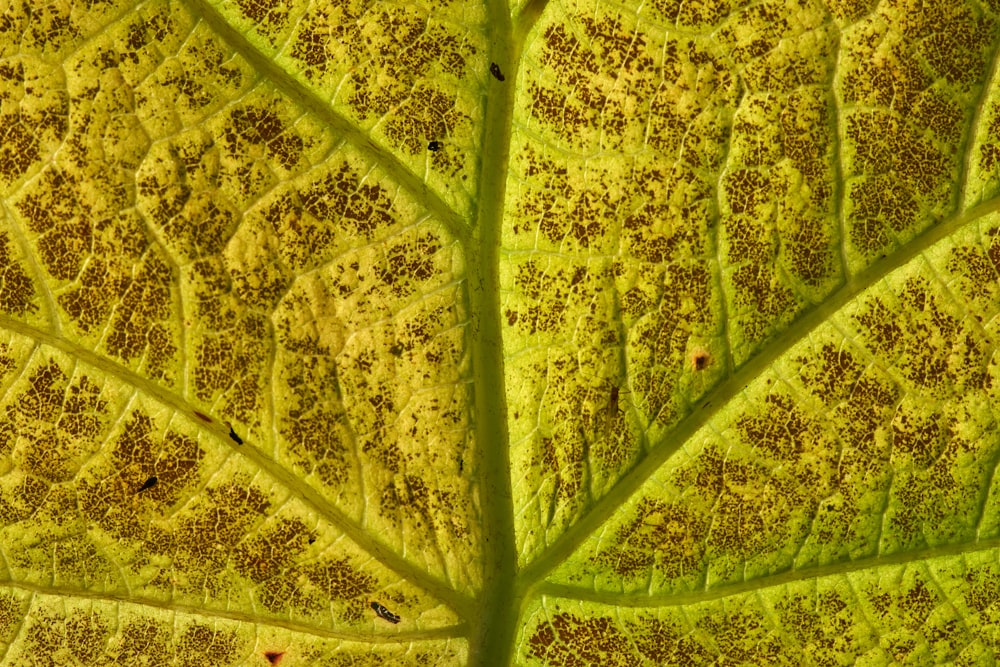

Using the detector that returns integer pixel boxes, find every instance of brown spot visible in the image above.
[0,231,38,315]
[264,651,284,664]
[193,411,212,423]
[690,348,711,371]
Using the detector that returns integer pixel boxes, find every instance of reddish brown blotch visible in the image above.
[690,347,711,371]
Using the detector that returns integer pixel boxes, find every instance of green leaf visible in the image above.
[2,0,1000,663]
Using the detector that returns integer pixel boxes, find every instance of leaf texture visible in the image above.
[1,0,1000,664]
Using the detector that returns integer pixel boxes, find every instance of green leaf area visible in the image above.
[4,0,1000,663]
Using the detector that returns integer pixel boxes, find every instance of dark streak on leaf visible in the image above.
[370,600,401,623]
[193,410,212,423]
[137,476,158,492]
[228,426,244,445]
[490,62,505,81]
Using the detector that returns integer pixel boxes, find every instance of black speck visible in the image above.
[138,475,158,492]
[428,140,442,151]
[490,62,505,81]
[229,426,244,445]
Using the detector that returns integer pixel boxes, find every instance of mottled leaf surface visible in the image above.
[1,0,1000,664]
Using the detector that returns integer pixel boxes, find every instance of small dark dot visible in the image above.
[427,140,442,151]
[138,475,158,492]
[490,62,505,81]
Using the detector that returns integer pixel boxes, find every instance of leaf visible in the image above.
[2,0,1000,664]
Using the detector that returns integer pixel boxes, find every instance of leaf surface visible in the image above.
[2,0,1000,663]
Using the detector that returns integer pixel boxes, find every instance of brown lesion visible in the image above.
[192,309,267,424]
[299,163,397,241]
[281,406,353,486]
[797,342,863,403]
[527,613,632,665]
[233,0,291,45]
[5,364,110,484]
[591,497,709,578]
[224,103,304,171]
[77,410,206,541]
[736,393,816,463]
[0,231,39,316]
[289,2,476,178]
[527,606,780,664]
[649,0,740,27]
[21,609,109,665]
[175,624,240,665]
[728,263,798,342]
[232,517,314,583]
[853,297,903,357]
[891,409,946,468]
[837,6,988,259]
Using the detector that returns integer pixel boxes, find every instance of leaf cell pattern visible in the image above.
[0,0,999,664]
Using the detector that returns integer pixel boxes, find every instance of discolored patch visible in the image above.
[590,497,709,579]
[736,393,816,463]
[0,58,67,185]
[233,0,291,45]
[836,2,991,266]
[192,313,267,424]
[527,612,633,665]
[524,605,783,665]
[528,12,736,152]
[0,592,25,641]
[7,363,108,484]
[224,102,305,172]
[646,0,742,28]
[278,0,482,205]
[175,623,241,667]
[21,607,109,666]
